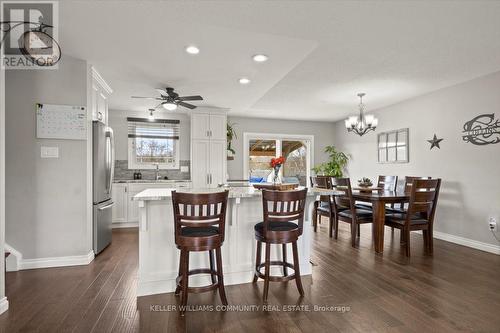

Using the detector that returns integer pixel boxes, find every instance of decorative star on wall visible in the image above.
[427,134,443,150]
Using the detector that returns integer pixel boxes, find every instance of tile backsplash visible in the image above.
[114,160,190,180]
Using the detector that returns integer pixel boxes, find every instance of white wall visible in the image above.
[333,71,500,247]
[108,109,191,162]
[227,116,336,179]
[5,55,90,259]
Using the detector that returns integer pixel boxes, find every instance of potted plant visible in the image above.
[227,122,237,160]
[312,146,349,177]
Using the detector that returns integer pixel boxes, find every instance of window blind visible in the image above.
[127,118,180,140]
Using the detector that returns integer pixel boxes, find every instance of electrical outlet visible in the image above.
[489,217,497,232]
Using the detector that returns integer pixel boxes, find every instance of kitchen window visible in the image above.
[127,117,180,169]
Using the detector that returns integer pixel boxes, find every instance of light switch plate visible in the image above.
[41,146,59,158]
[180,166,189,173]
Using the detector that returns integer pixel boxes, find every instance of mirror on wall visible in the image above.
[377,128,409,163]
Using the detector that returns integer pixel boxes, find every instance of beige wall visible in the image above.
[333,71,500,247]
[5,55,90,259]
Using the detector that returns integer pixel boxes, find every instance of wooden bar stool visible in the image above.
[171,190,229,316]
[252,188,307,302]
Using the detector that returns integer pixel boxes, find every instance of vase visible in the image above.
[273,166,281,185]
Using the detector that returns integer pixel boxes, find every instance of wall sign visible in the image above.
[462,114,500,145]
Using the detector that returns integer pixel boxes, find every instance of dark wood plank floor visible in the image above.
[1,223,500,332]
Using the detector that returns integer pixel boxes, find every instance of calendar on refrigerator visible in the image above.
[36,103,87,140]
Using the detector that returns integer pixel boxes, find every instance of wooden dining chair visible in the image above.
[330,178,373,246]
[310,176,336,236]
[356,175,398,210]
[171,190,229,315]
[384,178,441,257]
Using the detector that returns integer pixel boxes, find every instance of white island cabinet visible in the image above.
[133,187,320,297]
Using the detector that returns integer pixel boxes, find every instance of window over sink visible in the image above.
[127,117,180,169]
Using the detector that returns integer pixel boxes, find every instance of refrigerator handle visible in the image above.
[105,127,115,194]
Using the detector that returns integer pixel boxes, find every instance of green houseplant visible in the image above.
[312,145,349,177]
[227,122,237,156]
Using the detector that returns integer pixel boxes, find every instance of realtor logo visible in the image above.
[1,1,60,69]
[462,114,500,146]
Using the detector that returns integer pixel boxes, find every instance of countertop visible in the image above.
[133,186,341,201]
[113,179,191,184]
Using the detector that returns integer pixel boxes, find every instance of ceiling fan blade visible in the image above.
[131,96,163,100]
[178,95,203,101]
[178,101,197,109]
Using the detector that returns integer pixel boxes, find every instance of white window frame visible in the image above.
[243,132,314,185]
[127,136,180,170]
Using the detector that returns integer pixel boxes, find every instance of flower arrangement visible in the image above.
[358,177,373,187]
[270,156,285,184]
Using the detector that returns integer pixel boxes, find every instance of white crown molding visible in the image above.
[91,66,113,94]
[0,297,9,315]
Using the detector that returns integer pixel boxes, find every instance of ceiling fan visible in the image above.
[131,87,203,111]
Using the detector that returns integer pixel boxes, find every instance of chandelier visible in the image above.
[344,93,378,136]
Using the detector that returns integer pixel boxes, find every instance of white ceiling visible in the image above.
[59,1,500,121]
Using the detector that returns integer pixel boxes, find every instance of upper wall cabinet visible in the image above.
[191,112,227,141]
[90,67,113,125]
[191,110,227,188]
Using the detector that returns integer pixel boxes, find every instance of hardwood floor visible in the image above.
[1,224,500,332]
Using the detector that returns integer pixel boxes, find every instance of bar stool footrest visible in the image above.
[176,268,220,294]
[255,261,296,282]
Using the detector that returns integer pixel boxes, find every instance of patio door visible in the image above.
[243,133,313,186]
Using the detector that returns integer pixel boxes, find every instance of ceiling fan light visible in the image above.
[162,102,178,111]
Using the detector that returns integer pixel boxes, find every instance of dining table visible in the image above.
[351,190,410,253]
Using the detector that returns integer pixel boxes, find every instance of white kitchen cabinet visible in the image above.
[111,184,128,223]
[90,67,112,125]
[111,182,192,225]
[191,113,210,140]
[209,140,227,186]
[190,110,227,188]
[191,140,210,188]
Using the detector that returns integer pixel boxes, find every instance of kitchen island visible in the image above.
[133,186,334,297]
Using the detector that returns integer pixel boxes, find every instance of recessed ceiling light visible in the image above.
[239,77,251,85]
[185,45,200,54]
[252,54,268,62]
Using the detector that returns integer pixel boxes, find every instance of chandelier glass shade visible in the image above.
[345,93,378,136]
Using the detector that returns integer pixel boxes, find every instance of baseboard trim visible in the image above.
[19,251,95,270]
[0,297,9,315]
[112,222,138,229]
[432,231,500,255]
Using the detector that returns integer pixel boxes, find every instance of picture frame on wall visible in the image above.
[378,128,409,163]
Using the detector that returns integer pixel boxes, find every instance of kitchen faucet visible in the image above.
[154,164,161,180]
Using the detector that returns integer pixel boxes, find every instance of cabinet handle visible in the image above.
[206,130,210,137]
[209,130,212,137]
[207,174,210,185]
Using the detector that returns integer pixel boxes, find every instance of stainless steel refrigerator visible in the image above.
[93,121,115,255]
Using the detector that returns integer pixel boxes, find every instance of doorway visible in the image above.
[243,133,313,186]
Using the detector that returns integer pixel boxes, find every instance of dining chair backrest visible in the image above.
[378,175,398,191]
[310,176,331,189]
[261,188,307,236]
[171,190,229,244]
[407,179,441,224]
[330,177,355,214]
[404,176,431,193]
